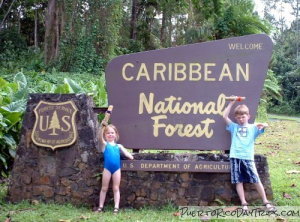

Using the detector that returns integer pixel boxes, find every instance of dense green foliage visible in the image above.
[270,20,300,114]
[0,73,27,177]
[258,0,300,114]
[1,0,272,71]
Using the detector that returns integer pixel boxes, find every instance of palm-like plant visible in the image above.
[262,70,282,102]
[215,0,271,39]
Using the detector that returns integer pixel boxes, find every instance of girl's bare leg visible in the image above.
[99,168,112,208]
[112,169,121,209]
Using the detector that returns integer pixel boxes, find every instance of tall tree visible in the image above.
[130,0,140,40]
[184,0,223,43]
[44,0,65,64]
[158,0,188,47]
[215,0,270,39]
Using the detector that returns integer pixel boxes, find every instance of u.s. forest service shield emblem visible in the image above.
[31,100,78,150]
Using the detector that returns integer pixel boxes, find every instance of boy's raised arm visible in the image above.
[223,101,235,125]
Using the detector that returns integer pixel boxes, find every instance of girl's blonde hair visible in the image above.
[234,104,249,116]
[101,124,120,142]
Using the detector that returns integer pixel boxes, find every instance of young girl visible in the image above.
[96,123,134,213]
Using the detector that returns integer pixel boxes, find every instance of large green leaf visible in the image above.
[9,148,16,158]
[13,87,29,101]
[0,78,8,89]
[64,78,84,93]
[6,82,19,93]
[0,155,7,169]
[0,112,22,127]
[36,81,56,93]
[0,113,8,128]
[54,83,72,94]
[3,134,16,150]
[14,72,27,89]
[0,99,26,113]
[0,100,25,127]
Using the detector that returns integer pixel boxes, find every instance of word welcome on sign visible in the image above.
[106,34,273,150]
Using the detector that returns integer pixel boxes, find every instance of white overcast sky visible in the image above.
[254,0,294,26]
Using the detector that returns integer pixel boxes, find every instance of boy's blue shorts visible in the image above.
[230,158,261,184]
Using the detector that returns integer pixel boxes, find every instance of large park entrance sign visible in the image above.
[8,35,274,207]
[105,34,273,150]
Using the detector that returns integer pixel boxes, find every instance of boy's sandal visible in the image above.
[113,208,119,214]
[95,207,104,213]
[241,202,249,211]
[264,202,276,211]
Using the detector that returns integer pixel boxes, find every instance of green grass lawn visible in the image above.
[255,119,300,207]
[0,118,299,222]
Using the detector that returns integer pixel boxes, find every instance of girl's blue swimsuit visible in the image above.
[103,143,121,174]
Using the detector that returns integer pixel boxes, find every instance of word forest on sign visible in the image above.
[105,34,273,150]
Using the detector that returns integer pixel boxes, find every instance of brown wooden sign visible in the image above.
[122,160,230,173]
[105,34,273,150]
[31,100,78,150]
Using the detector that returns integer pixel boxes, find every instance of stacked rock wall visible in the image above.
[119,154,273,208]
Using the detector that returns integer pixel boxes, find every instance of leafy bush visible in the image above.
[268,101,297,115]
[0,28,27,53]
[0,28,41,72]
[0,72,28,177]
[0,46,46,73]
[56,35,106,74]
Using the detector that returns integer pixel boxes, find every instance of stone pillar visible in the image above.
[8,94,101,206]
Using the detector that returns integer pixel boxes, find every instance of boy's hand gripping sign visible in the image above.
[105,34,273,150]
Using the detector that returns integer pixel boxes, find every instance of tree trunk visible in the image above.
[296,0,299,66]
[167,15,172,47]
[44,0,64,64]
[34,8,38,48]
[18,8,21,34]
[160,8,167,46]
[130,0,138,40]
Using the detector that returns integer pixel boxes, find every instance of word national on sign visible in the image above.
[139,93,226,138]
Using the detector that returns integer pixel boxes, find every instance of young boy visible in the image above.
[223,99,274,211]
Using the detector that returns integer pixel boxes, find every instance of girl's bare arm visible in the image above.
[119,145,134,160]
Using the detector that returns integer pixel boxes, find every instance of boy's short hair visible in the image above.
[234,104,249,116]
